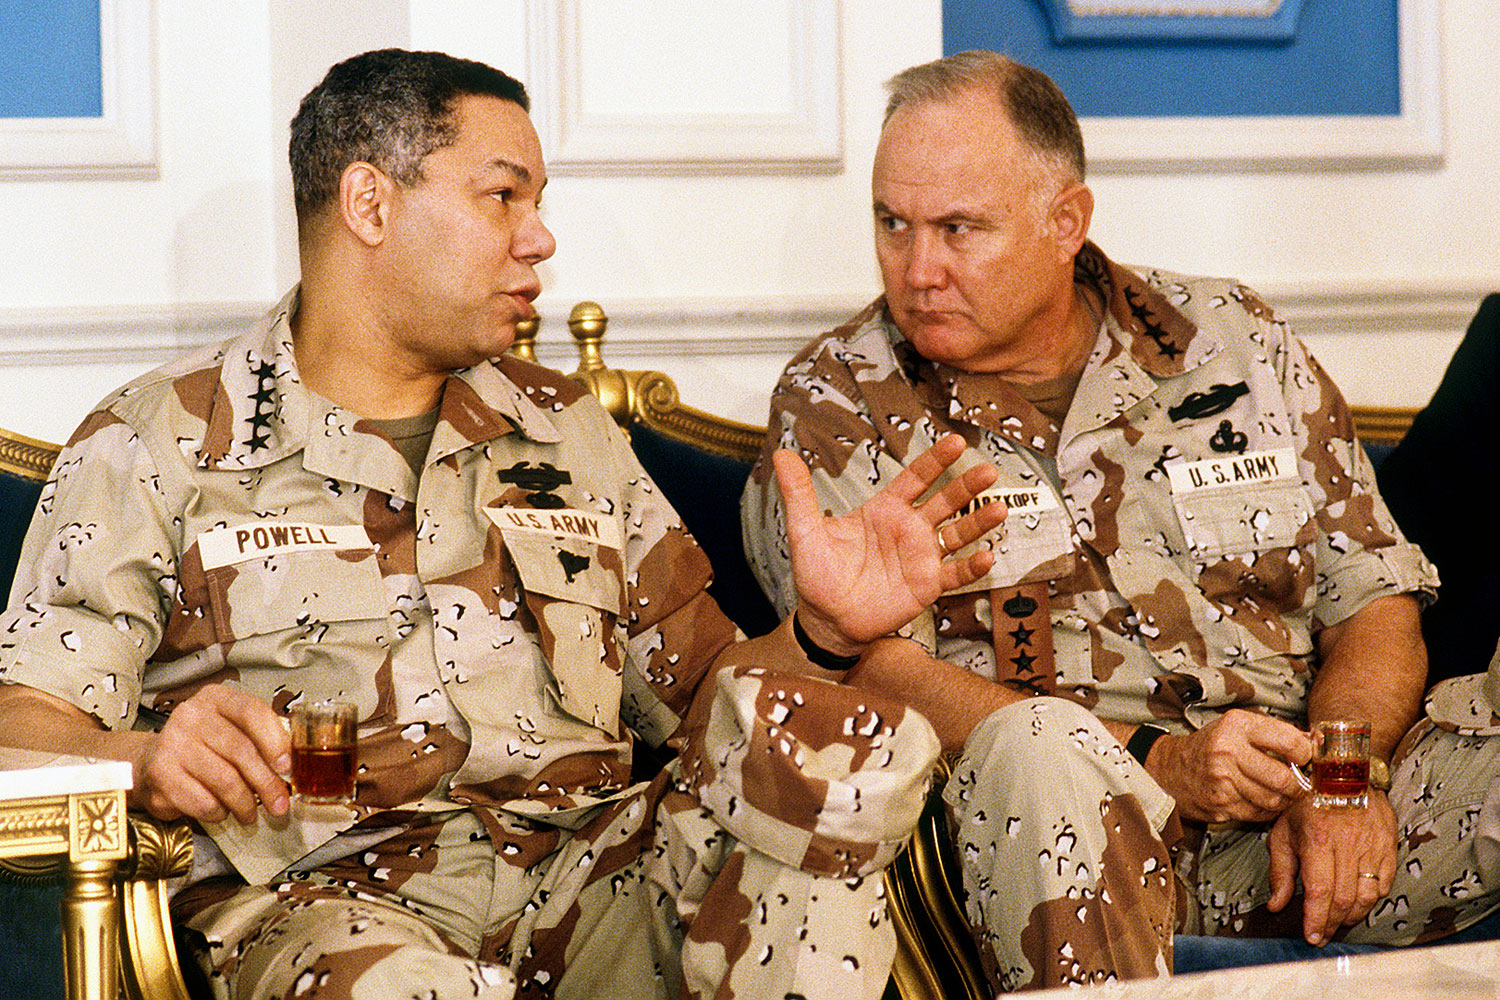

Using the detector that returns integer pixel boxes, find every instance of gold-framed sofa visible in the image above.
[0,312,992,1000]
[0,306,1422,1000]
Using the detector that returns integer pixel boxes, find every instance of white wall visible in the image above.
[3,0,1498,444]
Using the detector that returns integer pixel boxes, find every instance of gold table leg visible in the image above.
[64,857,121,1000]
[0,763,134,1000]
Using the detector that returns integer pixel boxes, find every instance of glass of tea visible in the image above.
[288,698,357,803]
[1310,718,1371,808]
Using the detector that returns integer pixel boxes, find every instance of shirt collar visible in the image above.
[1060,244,1222,438]
[196,289,564,485]
[1080,241,1219,379]
[868,244,1225,454]
[196,287,306,471]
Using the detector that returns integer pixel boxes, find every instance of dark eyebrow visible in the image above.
[477,157,532,186]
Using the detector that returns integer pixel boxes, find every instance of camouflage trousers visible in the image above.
[174,666,941,1000]
[945,697,1500,992]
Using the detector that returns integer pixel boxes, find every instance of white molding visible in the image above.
[1,279,1491,368]
[524,0,842,175]
[1085,0,1443,172]
[1252,278,1485,335]
[0,302,263,366]
[0,0,158,181]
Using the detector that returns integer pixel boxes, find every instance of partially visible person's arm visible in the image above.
[851,635,1315,826]
[842,637,1025,752]
[1307,593,1426,765]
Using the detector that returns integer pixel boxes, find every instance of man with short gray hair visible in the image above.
[743,50,1500,989]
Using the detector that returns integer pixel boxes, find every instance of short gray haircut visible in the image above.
[884,51,1086,184]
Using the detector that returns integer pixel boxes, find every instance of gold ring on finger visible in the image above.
[936,527,953,556]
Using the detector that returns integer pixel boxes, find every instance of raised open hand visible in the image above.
[775,433,1005,655]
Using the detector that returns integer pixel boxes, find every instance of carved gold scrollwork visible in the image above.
[0,426,59,478]
[0,797,69,857]
[634,370,680,418]
[0,853,66,883]
[636,365,765,459]
[123,814,194,880]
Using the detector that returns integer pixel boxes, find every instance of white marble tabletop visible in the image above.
[0,748,133,801]
[1029,939,1500,999]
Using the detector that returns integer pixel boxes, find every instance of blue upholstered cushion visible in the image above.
[0,881,66,999]
[0,467,45,598]
[1,466,66,999]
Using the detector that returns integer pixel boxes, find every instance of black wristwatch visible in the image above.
[1126,723,1170,766]
[792,610,861,671]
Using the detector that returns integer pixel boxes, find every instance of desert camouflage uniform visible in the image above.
[742,243,1500,990]
[0,289,939,1000]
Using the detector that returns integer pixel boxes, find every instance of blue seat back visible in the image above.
[0,435,64,1000]
[627,423,779,638]
[1,466,46,598]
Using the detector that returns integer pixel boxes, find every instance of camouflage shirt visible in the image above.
[1,289,737,880]
[743,243,1437,731]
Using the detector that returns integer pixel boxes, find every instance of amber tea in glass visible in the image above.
[1310,719,1370,808]
[289,699,357,802]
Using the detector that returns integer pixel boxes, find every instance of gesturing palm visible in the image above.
[775,433,1005,652]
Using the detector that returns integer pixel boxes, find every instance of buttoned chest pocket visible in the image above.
[200,539,390,688]
[1167,453,1316,561]
[947,486,1074,596]
[499,528,627,733]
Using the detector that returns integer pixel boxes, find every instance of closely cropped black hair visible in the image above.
[289,48,529,220]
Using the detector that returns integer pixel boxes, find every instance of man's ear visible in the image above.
[1047,182,1094,260]
[338,161,394,247]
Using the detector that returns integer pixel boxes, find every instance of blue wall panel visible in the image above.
[942,0,1400,118]
[0,0,103,118]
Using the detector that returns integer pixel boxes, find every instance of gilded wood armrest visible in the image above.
[119,812,196,1000]
[884,759,990,1000]
[0,789,195,1000]
[1351,406,1417,446]
[560,301,766,460]
[0,426,58,478]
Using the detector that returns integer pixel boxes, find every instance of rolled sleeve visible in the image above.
[0,415,174,727]
[679,662,940,878]
[1293,342,1440,627]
